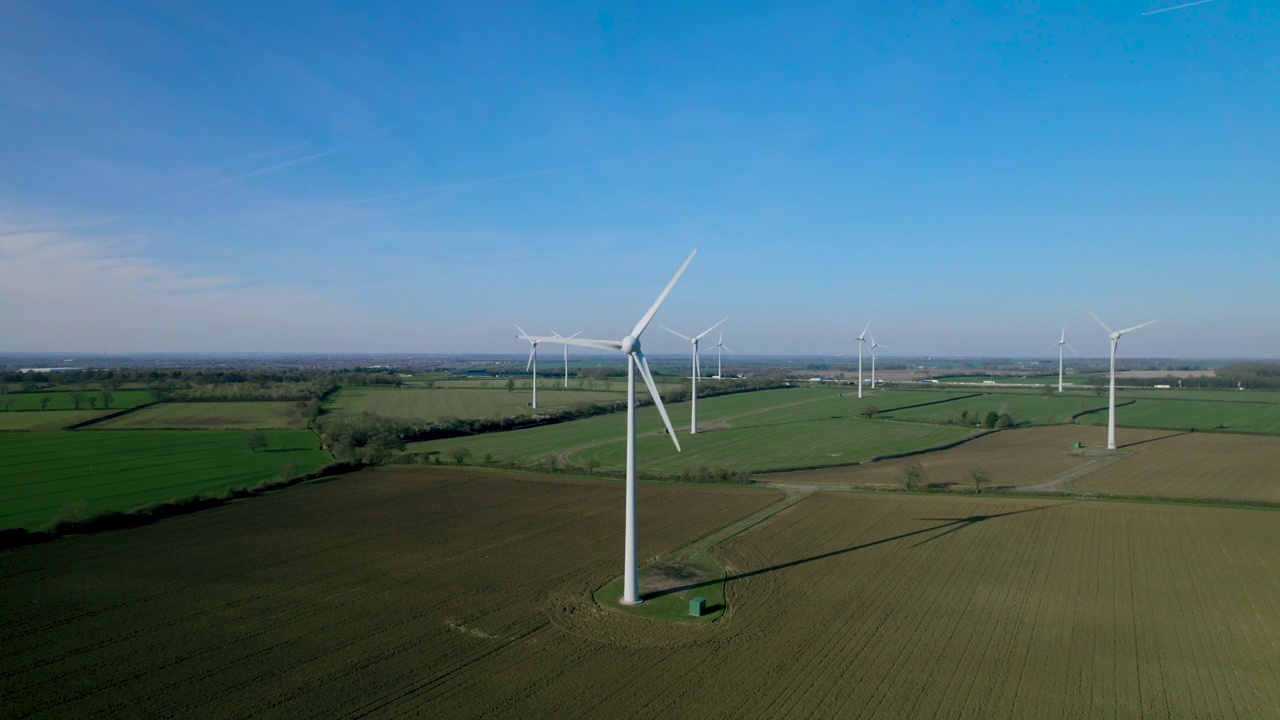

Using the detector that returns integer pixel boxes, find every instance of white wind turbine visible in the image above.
[661,317,726,434]
[869,333,889,389]
[1088,309,1160,450]
[855,320,871,398]
[552,331,582,388]
[713,326,734,379]
[532,250,694,605]
[1046,326,1078,393]
[515,324,541,408]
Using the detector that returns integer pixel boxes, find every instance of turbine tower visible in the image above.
[869,333,889,389]
[662,318,726,434]
[713,327,734,379]
[855,320,871,398]
[552,331,582,388]
[1046,326,1077,393]
[533,250,693,605]
[1088,309,1159,450]
[515,324,540,408]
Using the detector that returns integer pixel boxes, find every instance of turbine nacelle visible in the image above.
[621,335,639,355]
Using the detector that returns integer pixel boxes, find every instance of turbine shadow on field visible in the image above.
[645,503,1071,601]
[1118,431,1191,449]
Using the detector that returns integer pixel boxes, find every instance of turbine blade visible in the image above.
[635,350,681,452]
[631,249,697,339]
[858,320,871,341]
[1045,343,1060,352]
[722,344,735,354]
[515,323,530,339]
[661,325,694,342]
[1060,325,1067,344]
[1066,343,1079,355]
[694,317,727,341]
[544,337,623,352]
[1086,308,1114,336]
[526,345,536,372]
[1117,319,1160,336]
[568,330,582,338]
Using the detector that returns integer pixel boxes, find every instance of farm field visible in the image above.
[0,430,329,530]
[0,389,152,411]
[407,388,974,472]
[880,391,1106,426]
[1075,397,1280,434]
[1073,432,1280,504]
[0,410,109,431]
[327,385,628,422]
[2,468,1276,717]
[765,425,1111,489]
[90,401,307,430]
[1121,388,1280,402]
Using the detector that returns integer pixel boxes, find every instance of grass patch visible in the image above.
[0,430,330,530]
[89,401,306,430]
[593,550,726,623]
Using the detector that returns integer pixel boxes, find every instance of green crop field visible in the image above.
[409,387,975,472]
[327,385,630,422]
[881,391,1107,426]
[1120,388,1280,402]
[0,430,330,531]
[90,402,307,430]
[0,389,152,411]
[1076,398,1280,435]
[0,410,110,431]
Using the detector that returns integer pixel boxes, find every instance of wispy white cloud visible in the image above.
[0,219,427,352]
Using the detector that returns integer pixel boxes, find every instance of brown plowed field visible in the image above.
[3,470,1278,718]
[763,425,1170,489]
[1074,431,1280,504]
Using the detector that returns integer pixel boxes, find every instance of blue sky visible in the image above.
[2,1,1276,358]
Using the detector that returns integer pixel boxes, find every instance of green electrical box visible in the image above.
[689,597,706,617]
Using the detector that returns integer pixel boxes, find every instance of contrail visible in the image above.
[1142,0,1220,16]
[72,147,340,233]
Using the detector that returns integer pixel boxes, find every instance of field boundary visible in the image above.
[63,402,157,430]
[0,461,362,550]
[754,428,995,475]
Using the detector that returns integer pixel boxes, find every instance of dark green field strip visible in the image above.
[1120,389,1280,403]
[1075,398,1280,434]
[0,410,111,431]
[0,390,153,411]
[0,430,329,530]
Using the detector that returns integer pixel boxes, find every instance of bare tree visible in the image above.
[968,467,991,494]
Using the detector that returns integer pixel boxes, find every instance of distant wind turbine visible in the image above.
[514,324,540,408]
[855,320,871,398]
[1088,309,1160,449]
[869,333,889,389]
[662,318,726,434]
[532,250,694,605]
[552,331,582,388]
[1046,326,1078,393]
[713,326,734,379]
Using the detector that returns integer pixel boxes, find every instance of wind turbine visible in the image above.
[713,326,734,379]
[1088,309,1159,450]
[533,250,694,605]
[1046,326,1078,393]
[514,324,541,408]
[869,333,889,389]
[552,331,582,388]
[855,320,871,398]
[661,317,726,434]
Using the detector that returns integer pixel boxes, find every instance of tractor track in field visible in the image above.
[1014,449,1131,493]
